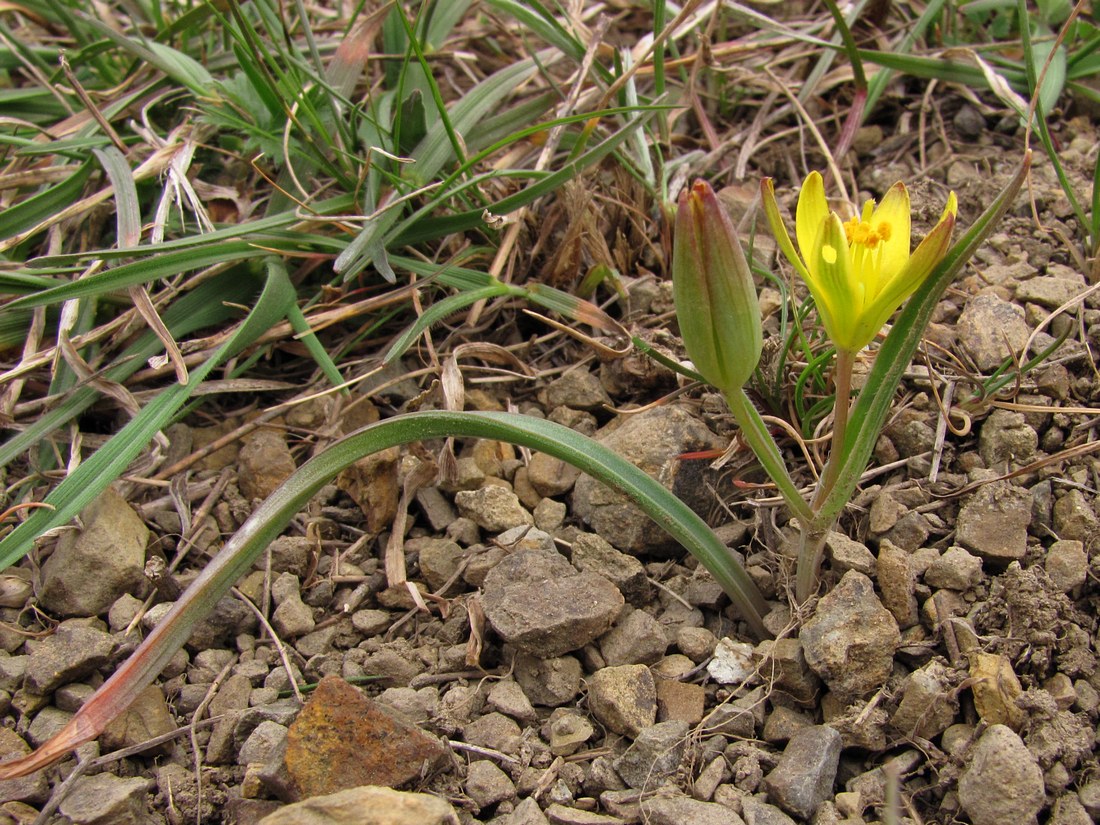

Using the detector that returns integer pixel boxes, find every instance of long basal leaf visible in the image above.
[0,410,769,778]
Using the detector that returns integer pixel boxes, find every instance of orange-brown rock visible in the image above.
[284,676,448,799]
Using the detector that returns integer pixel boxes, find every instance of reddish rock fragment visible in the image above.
[284,676,448,798]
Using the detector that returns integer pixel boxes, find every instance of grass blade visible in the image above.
[0,261,296,568]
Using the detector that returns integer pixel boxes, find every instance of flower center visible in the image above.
[843,217,891,248]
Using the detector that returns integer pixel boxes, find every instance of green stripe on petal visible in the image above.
[810,213,859,350]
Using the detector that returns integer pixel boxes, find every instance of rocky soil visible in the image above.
[1,118,1100,825]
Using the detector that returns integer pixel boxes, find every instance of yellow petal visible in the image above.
[795,171,829,262]
[857,211,956,345]
[870,182,911,280]
[809,213,857,350]
[940,191,958,222]
[761,178,811,282]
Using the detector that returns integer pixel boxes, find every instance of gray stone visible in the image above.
[799,571,899,699]
[544,804,627,825]
[545,369,612,411]
[257,786,459,825]
[958,294,1030,371]
[1079,780,1100,818]
[1050,794,1092,825]
[352,609,393,636]
[570,533,649,601]
[741,796,797,825]
[413,537,464,592]
[572,406,725,554]
[613,720,689,789]
[924,546,983,590]
[503,797,551,825]
[267,536,313,577]
[0,727,47,804]
[466,759,515,809]
[416,486,458,532]
[887,414,936,457]
[754,638,819,706]
[762,705,813,744]
[527,452,582,497]
[876,540,918,629]
[956,480,1032,563]
[239,720,288,766]
[675,626,717,662]
[1015,275,1086,309]
[533,498,567,532]
[487,678,537,723]
[481,548,622,658]
[0,654,26,693]
[270,573,315,638]
[884,511,931,551]
[463,712,522,755]
[890,660,960,739]
[1046,539,1088,592]
[58,774,151,825]
[188,595,255,650]
[640,795,744,825]
[599,608,669,667]
[25,625,114,694]
[548,708,594,756]
[826,532,875,576]
[239,428,297,500]
[979,409,1038,467]
[455,486,533,532]
[763,725,842,819]
[514,653,582,707]
[958,725,1045,825]
[39,487,147,617]
[1053,489,1099,543]
[588,664,657,738]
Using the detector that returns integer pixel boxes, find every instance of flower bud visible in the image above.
[672,180,763,394]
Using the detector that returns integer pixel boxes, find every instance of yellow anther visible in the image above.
[843,216,891,248]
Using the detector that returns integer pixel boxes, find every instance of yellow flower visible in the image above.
[761,171,958,353]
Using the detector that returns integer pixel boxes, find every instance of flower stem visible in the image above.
[795,521,829,603]
[724,387,815,527]
[796,348,856,603]
[813,347,855,510]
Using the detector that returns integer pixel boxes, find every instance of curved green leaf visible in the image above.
[0,408,769,779]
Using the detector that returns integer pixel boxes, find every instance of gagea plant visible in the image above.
[673,162,1029,604]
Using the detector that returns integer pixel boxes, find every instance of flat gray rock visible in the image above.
[958,725,1045,825]
[39,487,147,617]
[25,625,115,694]
[763,725,842,819]
[799,571,899,698]
[956,480,1032,563]
[640,795,744,825]
[612,720,689,789]
[572,406,724,554]
[481,548,622,658]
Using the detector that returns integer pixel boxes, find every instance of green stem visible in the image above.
[724,388,815,526]
[796,348,855,603]
[795,522,830,604]
[813,347,855,510]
